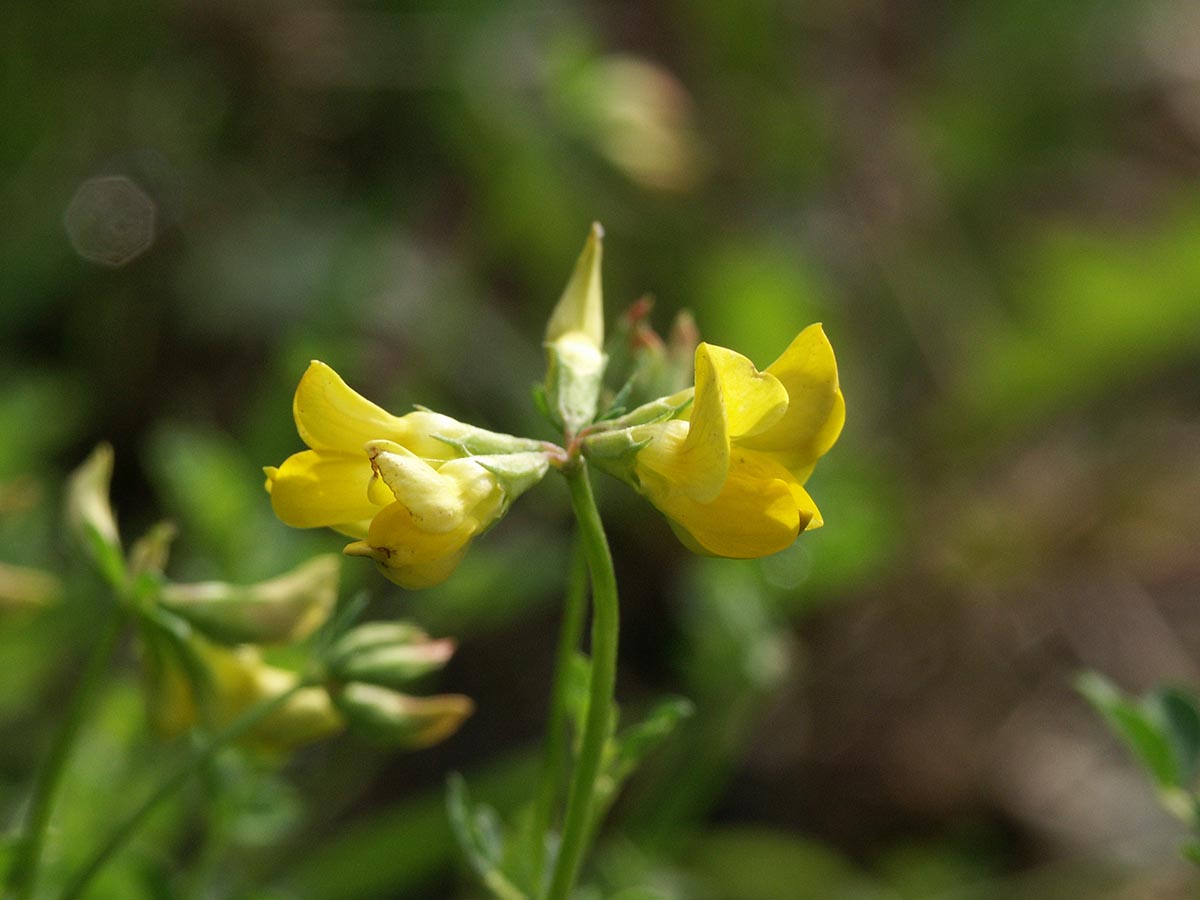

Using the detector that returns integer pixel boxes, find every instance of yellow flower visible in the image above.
[267,361,549,589]
[589,324,843,558]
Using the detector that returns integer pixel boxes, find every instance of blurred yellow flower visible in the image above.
[593,325,844,558]
[267,361,549,589]
[145,637,343,753]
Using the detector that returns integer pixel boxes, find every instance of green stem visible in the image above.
[55,680,311,900]
[532,539,589,884]
[6,605,125,900]
[546,461,619,900]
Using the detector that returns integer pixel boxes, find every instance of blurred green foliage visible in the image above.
[4,0,1200,897]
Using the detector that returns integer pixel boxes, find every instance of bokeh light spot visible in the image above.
[63,175,156,267]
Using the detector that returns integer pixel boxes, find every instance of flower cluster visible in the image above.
[266,224,843,583]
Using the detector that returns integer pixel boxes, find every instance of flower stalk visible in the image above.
[532,539,589,884]
[545,461,619,900]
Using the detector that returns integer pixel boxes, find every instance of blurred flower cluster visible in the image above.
[68,445,472,754]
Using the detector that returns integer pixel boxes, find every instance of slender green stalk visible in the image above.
[546,461,619,900]
[6,605,125,900]
[56,681,310,900]
[532,539,589,883]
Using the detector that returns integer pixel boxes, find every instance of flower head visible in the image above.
[267,361,550,588]
[585,324,843,558]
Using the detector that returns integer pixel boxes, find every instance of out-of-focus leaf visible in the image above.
[959,206,1200,434]
[1154,687,1200,789]
[0,372,88,480]
[280,750,538,900]
[145,424,322,580]
[1077,672,1178,789]
[682,827,890,900]
[607,698,694,788]
[446,773,533,900]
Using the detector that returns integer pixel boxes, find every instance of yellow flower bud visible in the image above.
[158,554,340,646]
[143,635,344,752]
[65,443,124,582]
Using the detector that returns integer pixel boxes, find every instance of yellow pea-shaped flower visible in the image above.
[266,361,551,588]
[586,325,843,558]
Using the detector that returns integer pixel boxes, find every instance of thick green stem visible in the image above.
[532,539,589,883]
[546,461,619,900]
[6,605,125,900]
[56,681,310,900]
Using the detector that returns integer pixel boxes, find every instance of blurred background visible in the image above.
[3,0,1200,897]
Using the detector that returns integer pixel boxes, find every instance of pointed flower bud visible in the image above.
[327,621,456,688]
[543,223,608,435]
[65,443,125,584]
[333,682,474,748]
[128,521,177,577]
[158,554,340,646]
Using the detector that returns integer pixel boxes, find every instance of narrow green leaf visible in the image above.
[445,774,530,900]
[609,697,695,784]
[1078,672,1178,788]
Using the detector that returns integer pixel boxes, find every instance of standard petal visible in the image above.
[644,448,811,558]
[702,343,787,440]
[664,343,787,503]
[293,361,410,452]
[270,450,384,528]
[662,344,730,502]
[741,324,844,471]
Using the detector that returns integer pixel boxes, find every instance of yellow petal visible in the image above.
[367,442,470,533]
[293,361,409,452]
[642,448,812,558]
[652,343,785,503]
[664,345,730,502]
[741,325,844,473]
[700,343,787,439]
[787,481,824,530]
[353,501,481,589]
[331,519,372,539]
[269,450,384,528]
